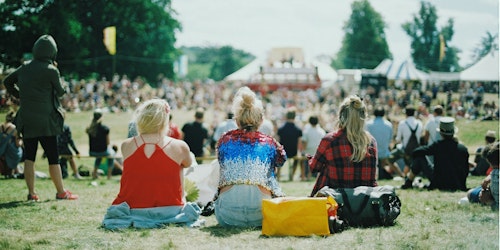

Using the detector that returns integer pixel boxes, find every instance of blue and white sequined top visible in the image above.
[217,129,287,197]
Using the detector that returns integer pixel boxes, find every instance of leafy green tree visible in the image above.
[181,46,254,81]
[402,1,461,72]
[1,0,181,83]
[209,46,238,81]
[333,0,391,69]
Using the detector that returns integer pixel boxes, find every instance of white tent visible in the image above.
[460,50,499,82]
[373,58,428,81]
[224,58,338,85]
[224,58,262,82]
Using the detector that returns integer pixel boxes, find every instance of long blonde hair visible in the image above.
[337,95,371,162]
[231,87,263,131]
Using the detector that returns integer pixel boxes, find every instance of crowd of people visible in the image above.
[1,35,498,230]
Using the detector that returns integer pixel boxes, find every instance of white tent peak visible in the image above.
[460,49,499,82]
[373,58,428,81]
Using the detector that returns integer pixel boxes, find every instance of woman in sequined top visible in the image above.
[214,86,287,227]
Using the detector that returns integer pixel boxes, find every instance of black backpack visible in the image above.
[404,121,419,156]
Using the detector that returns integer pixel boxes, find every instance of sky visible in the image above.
[171,0,499,67]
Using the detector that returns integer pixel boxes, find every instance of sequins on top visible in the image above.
[217,129,287,197]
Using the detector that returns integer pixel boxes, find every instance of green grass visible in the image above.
[0,98,498,249]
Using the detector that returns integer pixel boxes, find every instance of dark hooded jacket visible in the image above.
[3,35,65,138]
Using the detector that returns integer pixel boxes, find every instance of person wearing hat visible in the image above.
[470,130,497,176]
[86,109,114,179]
[3,35,78,201]
[401,117,469,191]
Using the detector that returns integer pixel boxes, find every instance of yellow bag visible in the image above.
[261,196,337,236]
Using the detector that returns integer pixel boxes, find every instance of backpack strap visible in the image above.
[405,121,418,133]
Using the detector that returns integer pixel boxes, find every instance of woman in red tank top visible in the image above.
[103,99,201,229]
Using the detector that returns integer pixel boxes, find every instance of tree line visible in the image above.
[1,0,497,84]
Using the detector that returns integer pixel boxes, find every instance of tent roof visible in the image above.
[224,57,337,84]
[224,58,262,82]
[460,50,499,82]
[373,58,428,81]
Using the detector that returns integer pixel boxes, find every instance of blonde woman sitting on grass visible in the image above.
[102,99,202,229]
[309,95,378,196]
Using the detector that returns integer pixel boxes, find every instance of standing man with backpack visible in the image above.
[389,105,423,177]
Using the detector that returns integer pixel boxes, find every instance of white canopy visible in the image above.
[224,58,262,82]
[460,50,499,82]
[224,57,337,84]
[373,58,428,81]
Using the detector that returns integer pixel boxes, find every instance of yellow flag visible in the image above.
[439,34,445,62]
[103,26,116,55]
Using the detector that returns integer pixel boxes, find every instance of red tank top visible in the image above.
[112,137,184,208]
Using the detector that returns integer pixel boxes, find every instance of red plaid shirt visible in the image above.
[309,129,378,196]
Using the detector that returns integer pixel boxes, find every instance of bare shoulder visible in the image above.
[121,137,136,159]
[167,138,190,153]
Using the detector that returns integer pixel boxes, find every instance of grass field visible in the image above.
[0,94,498,249]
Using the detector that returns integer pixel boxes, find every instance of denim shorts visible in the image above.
[215,185,271,227]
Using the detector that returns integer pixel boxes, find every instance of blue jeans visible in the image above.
[215,185,271,227]
[491,169,499,210]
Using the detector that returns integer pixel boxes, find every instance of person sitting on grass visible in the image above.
[309,95,378,196]
[401,117,469,191]
[215,86,286,227]
[465,141,499,210]
[102,99,202,229]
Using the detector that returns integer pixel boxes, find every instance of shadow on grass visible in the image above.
[200,224,261,237]
[0,200,48,210]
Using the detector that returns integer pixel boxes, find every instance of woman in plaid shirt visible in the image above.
[309,95,378,196]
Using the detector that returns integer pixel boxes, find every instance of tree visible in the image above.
[0,0,181,83]
[181,46,254,81]
[402,1,461,72]
[333,0,391,69]
[470,31,498,66]
[209,46,239,81]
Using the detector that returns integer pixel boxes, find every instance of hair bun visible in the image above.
[350,96,362,109]
[241,93,254,109]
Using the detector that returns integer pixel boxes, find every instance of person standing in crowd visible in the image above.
[389,105,423,175]
[309,95,378,196]
[86,110,114,179]
[182,107,209,164]
[466,141,499,210]
[167,113,182,140]
[366,106,404,179]
[422,105,443,145]
[212,112,237,143]
[277,107,303,181]
[301,115,325,181]
[0,111,23,177]
[58,123,82,179]
[3,34,78,201]
[102,99,201,229]
[470,130,497,176]
[258,114,276,137]
[215,87,286,227]
[401,117,469,191]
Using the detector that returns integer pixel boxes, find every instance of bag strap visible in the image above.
[405,121,418,133]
